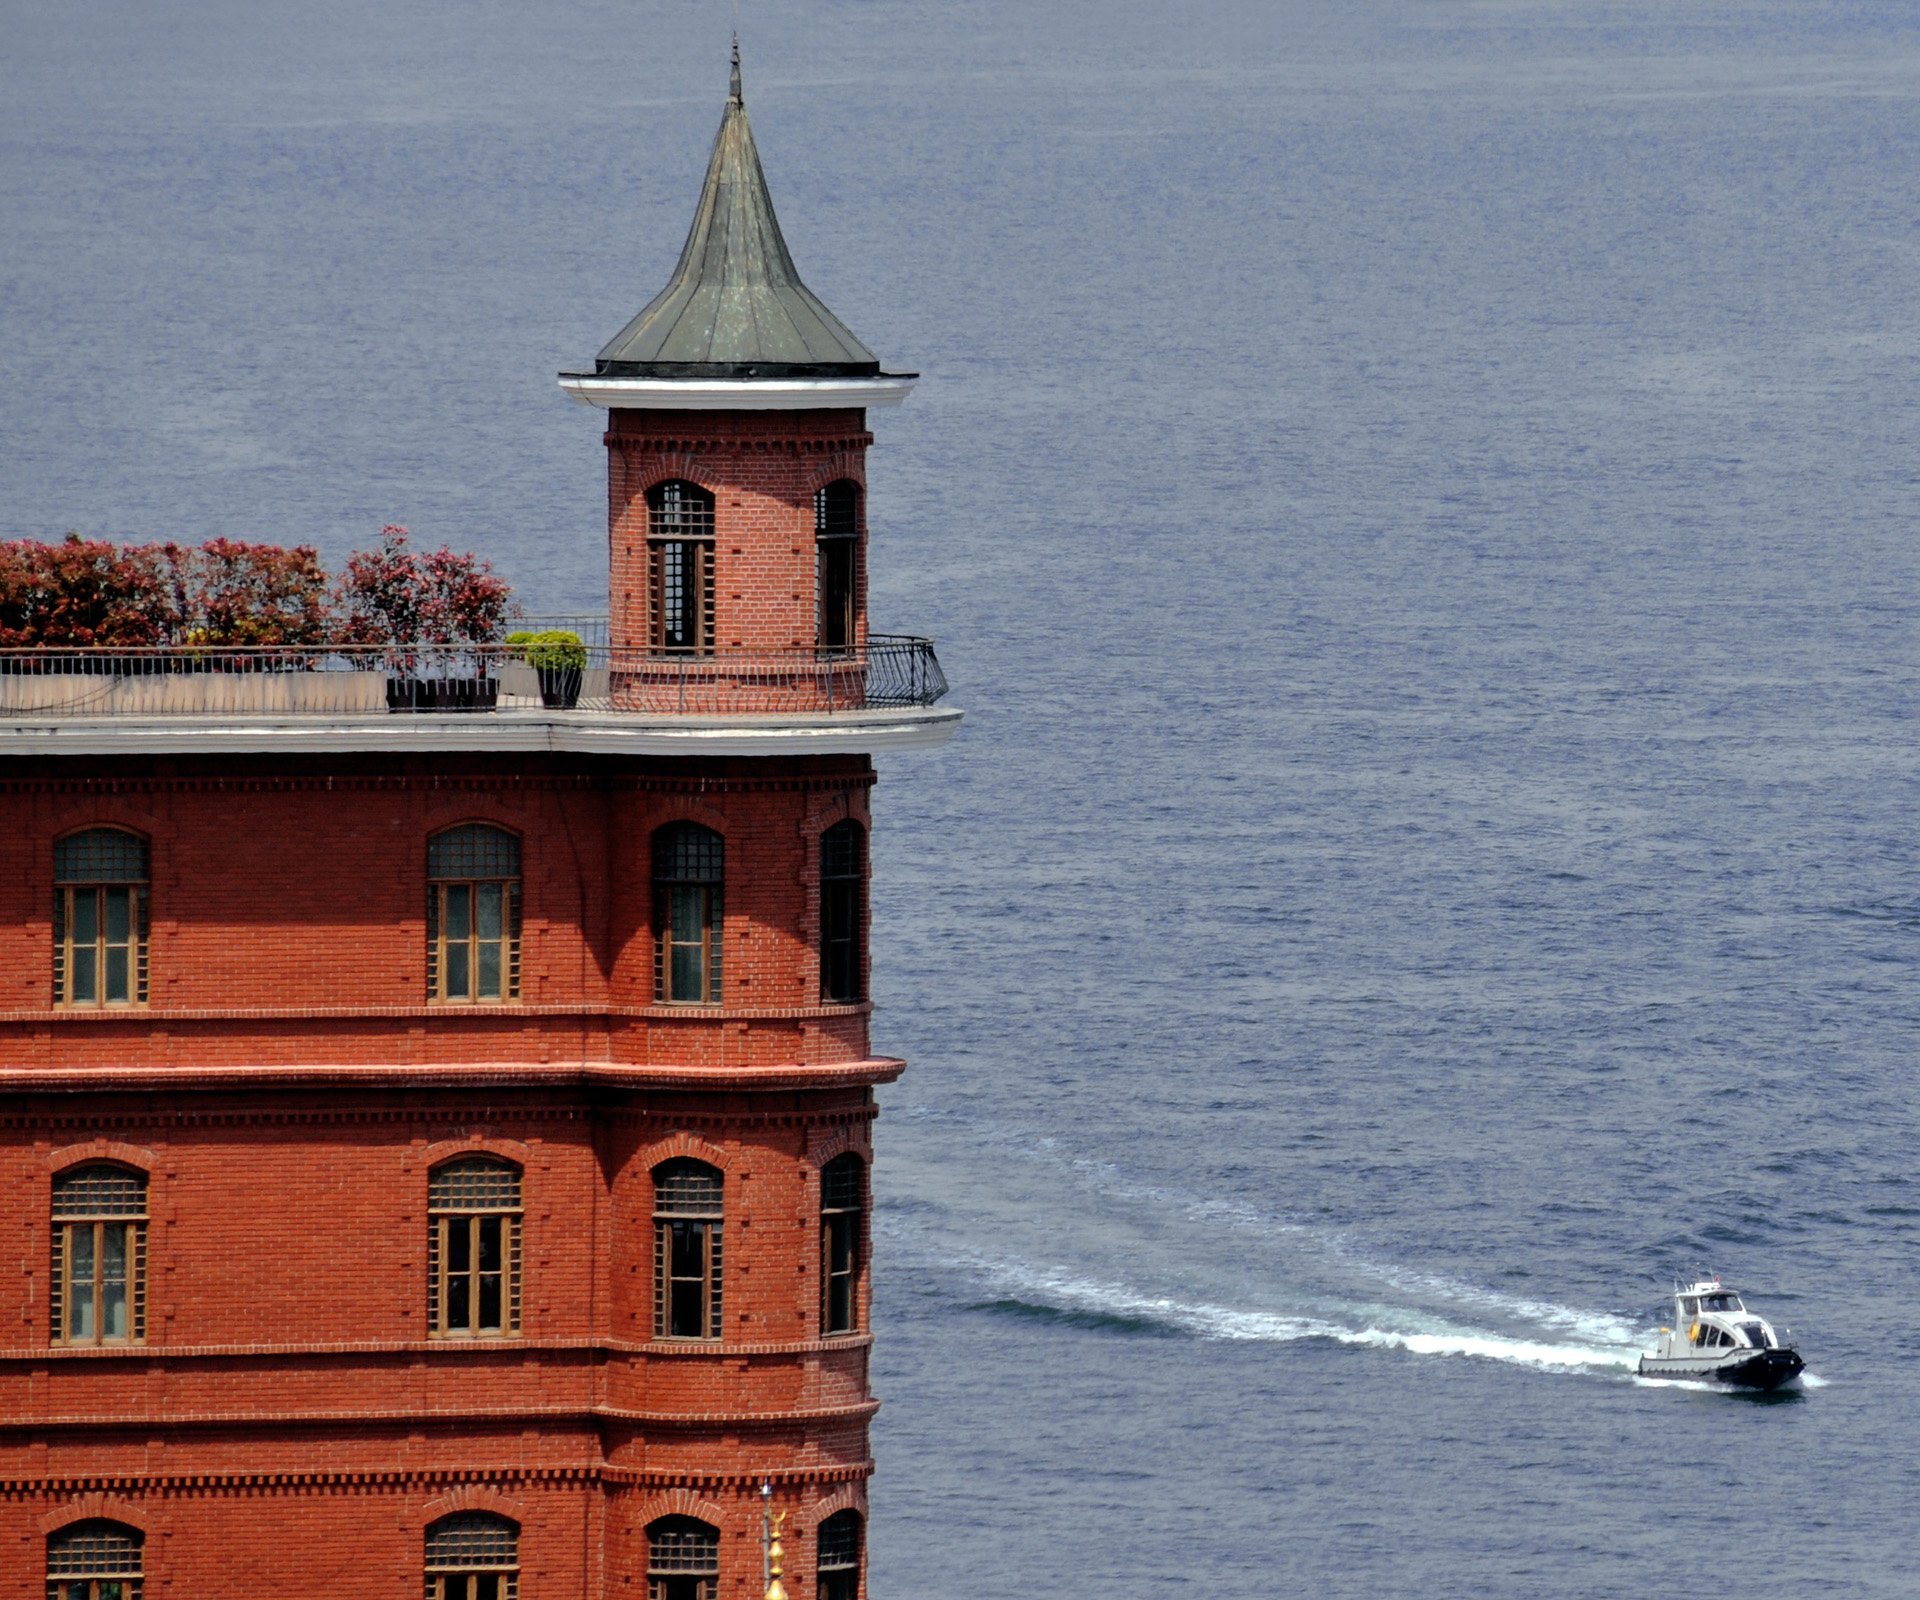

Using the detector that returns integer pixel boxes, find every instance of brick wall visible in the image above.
[4,1475,867,1598]
[0,752,891,1595]
[0,754,876,1070]
[0,1092,878,1595]
[604,408,870,656]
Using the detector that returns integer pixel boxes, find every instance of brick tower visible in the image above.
[0,49,955,1600]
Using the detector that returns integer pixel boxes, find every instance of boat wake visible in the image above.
[969,1261,1648,1378]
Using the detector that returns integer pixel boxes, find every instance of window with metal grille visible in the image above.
[816,1511,862,1600]
[50,1166,147,1346]
[815,479,859,653]
[426,825,521,1003]
[53,829,149,1008]
[428,1159,522,1338]
[820,821,865,1003]
[647,1516,719,1600]
[45,1520,142,1600]
[424,1513,519,1600]
[653,1159,723,1341]
[653,823,723,1004]
[820,1154,865,1337]
[646,480,715,654]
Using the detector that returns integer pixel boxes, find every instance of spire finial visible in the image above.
[764,1509,788,1600]
[729,35,742,103]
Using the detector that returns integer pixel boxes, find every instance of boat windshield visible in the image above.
[1739,1322,1773,1348]
[1700,1293,1743,1313]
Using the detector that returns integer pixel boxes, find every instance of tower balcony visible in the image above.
[0,634,958,756]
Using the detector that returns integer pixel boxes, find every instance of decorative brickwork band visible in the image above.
[605,434,874,457]
[0,1465,871,1497]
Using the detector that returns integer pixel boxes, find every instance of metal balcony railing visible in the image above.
[0,635,948,719]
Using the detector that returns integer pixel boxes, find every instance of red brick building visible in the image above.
[2,52,956,1600]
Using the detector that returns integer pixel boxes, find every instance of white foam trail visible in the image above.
[923,1144,1662,1380]
[990,1264,1645,1376]
[1335,1254,1647,1347]
[1023,1144,1650,1349]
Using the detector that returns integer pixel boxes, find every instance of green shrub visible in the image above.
[507,629,588,672]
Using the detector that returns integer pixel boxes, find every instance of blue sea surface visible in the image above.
[4,2,1919,1593]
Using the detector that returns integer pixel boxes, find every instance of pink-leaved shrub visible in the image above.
[0,528,513,648]
[336,526,513,646]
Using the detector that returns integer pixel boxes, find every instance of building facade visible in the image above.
[3,53,955,1599]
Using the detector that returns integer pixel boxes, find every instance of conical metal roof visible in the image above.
[590,47,882,380]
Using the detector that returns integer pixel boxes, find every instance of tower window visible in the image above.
[815,479,859,653]
[53,828,149,1008]
[428,1158,523,1338]
[820,1154,865,1336]
[51,1165,147,1346]
[816,1511,863,1600]
[427,825,521,1003]
[653,823,724,1004]
[653,1159,724,1340]
[820,820,865,1003]
[646,480,716,654]
[425,1513,519,1600]
[46,1521,143,1600]
[647,1516,719,1600]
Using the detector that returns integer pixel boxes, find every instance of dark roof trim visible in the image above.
[591,359,883,380]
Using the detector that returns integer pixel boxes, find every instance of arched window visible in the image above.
[653,1159,723,1341]
[46,1521,143,1600]
[425,1512,519,1600]
[428,1158,523,1338]
[646,1516,719,1600]
[819,821,865,1004]
[646,480,715,654]
[54,828,149,1008]
[815,479,859,653]
[51,1165,147,1346]
[820,1154,865,1336]
[653,823,723,1004]
[427,825,521,1003]
[816,1511,863,1600]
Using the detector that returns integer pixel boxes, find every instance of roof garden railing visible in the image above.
[514,614,612,648]
[0,635,947,718]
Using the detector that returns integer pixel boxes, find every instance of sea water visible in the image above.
[3,2,1917,1594]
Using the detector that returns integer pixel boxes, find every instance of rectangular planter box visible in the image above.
[385,676,499,713]
[0,672,387,715]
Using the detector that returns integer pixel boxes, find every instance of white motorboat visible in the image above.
[1638,1277,1804,1390]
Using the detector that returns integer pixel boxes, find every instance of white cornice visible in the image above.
[0,706,962,758]
[558,374,916,411]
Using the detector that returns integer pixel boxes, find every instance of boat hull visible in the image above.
[1638,1348,1805,1391]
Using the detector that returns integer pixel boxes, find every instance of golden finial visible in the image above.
[765,1508,789,1600]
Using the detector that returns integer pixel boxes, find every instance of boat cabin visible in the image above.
[1679,1288,1745,1319]
[1673,1279,1779,1350]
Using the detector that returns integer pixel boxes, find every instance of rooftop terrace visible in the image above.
[0,635,957,756]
